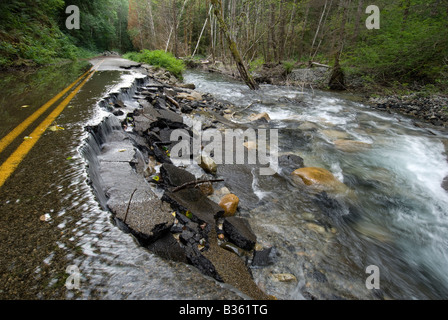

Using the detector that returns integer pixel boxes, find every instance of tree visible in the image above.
[210,0,260,90]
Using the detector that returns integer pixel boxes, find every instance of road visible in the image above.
[0,56,241,300]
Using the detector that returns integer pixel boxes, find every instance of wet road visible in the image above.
[0,57,244,300]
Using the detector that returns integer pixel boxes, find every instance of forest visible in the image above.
[1,0,447,92]
[0,0,133,68]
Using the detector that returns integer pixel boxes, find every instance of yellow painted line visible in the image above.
[0,66,94,154]
[0,61,103,188]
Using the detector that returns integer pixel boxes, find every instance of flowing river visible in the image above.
[184,70,448,300]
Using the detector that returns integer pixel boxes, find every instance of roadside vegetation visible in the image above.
[123,50,186,79]
[0,0,132,70]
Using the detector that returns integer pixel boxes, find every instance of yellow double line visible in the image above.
[0,61,104,188]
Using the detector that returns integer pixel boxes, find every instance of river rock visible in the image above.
[216,186,231,196]
[249,112,271,122]
[223,216,257,251]
[321,129,350,141]
[199,154,217,174]
[333,139,371,152]
[306,222,327,235]
[177,91,203,101]
[442,176,448,192]
[208,186,230,203]
[198,182,214,196]
[292,167,338,186]
[298,121,318,131]
[177,83,196,90]
[114,99,126,109]
[252,247,276,267]
[279,154,305,174]
[219,194,239,217]
[163,87,176,97]
[271,273,297,282]
[292,167,348,193]
[181,104,193,113]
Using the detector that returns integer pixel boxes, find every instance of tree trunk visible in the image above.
[192,5,212,58]
[165,0,189,55]
[147,0,156,38]
[268,2,277,62]
[311,0,328,55]
[353,0,364,41]
[298,0,310,61]
[211,0,260,90]
[329,52,345,90]
[329,0,349,90]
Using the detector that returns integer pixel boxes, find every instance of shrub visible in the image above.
[124,50,185,79]
[282,61,295,74]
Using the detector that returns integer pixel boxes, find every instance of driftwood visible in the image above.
[171,179,224,193]
[293,61,330,69]
[310,61,330,68]
[166,95,180,108]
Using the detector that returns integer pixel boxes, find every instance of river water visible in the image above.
[184,70,448,300]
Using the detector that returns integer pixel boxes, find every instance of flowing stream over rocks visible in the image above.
[180,70,448,300]
[80,66,448,300]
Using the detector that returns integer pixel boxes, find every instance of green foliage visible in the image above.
[0,0,133,69]
[62,0,133,53]
[122,51,141,62]
[343,0,448,90]
[249,57,265,72]
[124,50,186,79]
[282,61,295,74]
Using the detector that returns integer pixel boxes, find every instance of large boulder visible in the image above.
[292,167,348,193]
